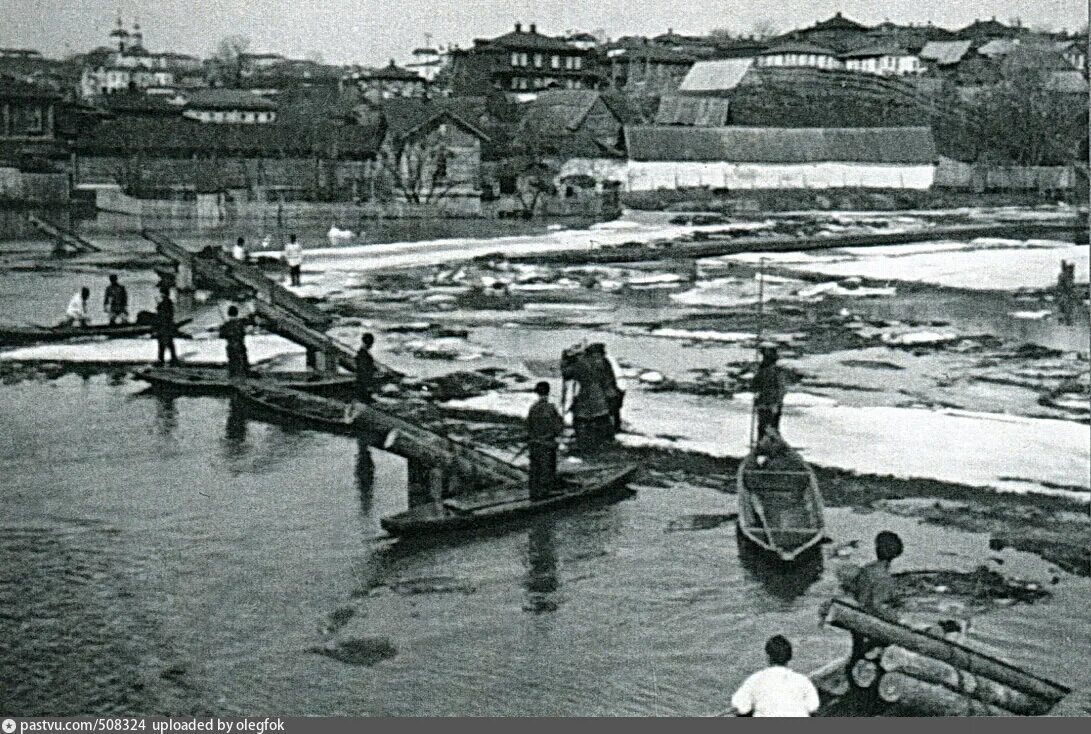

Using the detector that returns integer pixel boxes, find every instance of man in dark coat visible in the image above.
[103,274,129,324]
[345,333,377,421]
[526,381,564,500]
[587,343,623,434]
[753,344,786,439]
[155,287,179,365]
[218,305,249,378]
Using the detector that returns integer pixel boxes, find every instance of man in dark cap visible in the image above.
[526,381,564,500]
[103,274,129,324]
[155,287,180,365]
[218,305,250,378]
[345,332,377,421]
[752,344,786,439]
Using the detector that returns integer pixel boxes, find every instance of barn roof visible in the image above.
[654,95,731,127]
[919,40,973,65]
[624,126,937,164]
[677,58,754,93]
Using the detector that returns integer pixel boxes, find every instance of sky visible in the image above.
[2,0,1087,66]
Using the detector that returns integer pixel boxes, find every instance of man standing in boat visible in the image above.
[731,635,820,717]
[219,305,250,379]
[155,286,180,365]
[345,332,377,421]
[752,344,786,439]
[526,381,564,500]
[103,274,129,325]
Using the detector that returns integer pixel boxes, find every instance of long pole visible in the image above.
[748,258,766,450]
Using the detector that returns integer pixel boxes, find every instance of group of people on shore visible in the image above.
[63,274,130,327]
[218,234,305,287]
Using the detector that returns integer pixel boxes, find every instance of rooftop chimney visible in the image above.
[515,22,522,33]
[530,23,537,34]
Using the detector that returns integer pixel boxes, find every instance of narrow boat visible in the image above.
[0,320,190,346]
[735,443,825,562]
[380,464,638,538]
[136,365,354,396]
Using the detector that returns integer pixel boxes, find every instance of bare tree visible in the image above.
[215,34,251,86]
[377,124,462,205]
[751,19,778,40]
[708,27,735,41]
[501,120,558,217]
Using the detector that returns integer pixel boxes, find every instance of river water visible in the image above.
[1,212,1089,716]
[1,374,1088,716]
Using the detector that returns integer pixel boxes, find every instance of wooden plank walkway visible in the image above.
[27,215,101,253]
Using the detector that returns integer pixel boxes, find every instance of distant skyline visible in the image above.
[3,0,1087,66]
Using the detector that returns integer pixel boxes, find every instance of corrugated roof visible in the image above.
[978,39,1018,58]
[678,58,753,93]
[76,117,383,157]
[919,40,972,65]
[624,125,937,164]
[654,95,730,127]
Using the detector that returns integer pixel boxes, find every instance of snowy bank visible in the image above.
[0,334,305,365]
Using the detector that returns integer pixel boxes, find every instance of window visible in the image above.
[533,53,543,68]
[434,149,447,182]
[573,56,582,70]
[511,52,519,67]
[551,55,560,69]
[511,76,519,90]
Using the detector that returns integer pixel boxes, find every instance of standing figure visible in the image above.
[561,347,612,453]
[65,287,91,327]
[843,531,904,689]
[730,635,820,717]
[218,305,249,378]
[103,274,129,324]
[526,381,564,500]
[587,343,623,434]
[284,234,304,287]
[232,237,247,262]
[345,332,376,421]
[752,344,786,440]
[155,287,180,365]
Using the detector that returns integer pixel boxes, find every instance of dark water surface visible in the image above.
[2,376,1088,715]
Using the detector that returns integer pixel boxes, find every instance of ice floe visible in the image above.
[0,334,305,365]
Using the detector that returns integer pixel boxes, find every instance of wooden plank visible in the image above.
[28,215,101,253]
[825,600,1069,703]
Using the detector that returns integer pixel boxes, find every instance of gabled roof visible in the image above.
[919,40,973,65]
[978,39,1018,58]
[379,98,490,142]
[480,27,574,52]
[654,95,730,126]
[678,58,754,92]
[761,41,839,56]
[362,61,423,82]
[810,12,869,33]
[520,90,626,137]
[183,88,277,110]
[624,125,937,164]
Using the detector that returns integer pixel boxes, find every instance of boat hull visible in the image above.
[380,465,638,538]
[735,447,825,563]
[137,366,354,396]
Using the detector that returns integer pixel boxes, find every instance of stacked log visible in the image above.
[825,600,1069,716]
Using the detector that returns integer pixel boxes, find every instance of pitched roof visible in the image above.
[75,117,383,157]
[678,58,754,93]
[761,41,839,56]
[379,98,489,141]
[183,88,277,110]
[1045,70,1089,93]
[919,40,973,65]
[363,61,423,81]
[810,13,869,32]
[480,28,574,52]
[520,90,620,135]
[0,73,62,99]
[654,95,731,126]
[624,125,936,164]
[841,43,915,59]
[977,39,1019,58]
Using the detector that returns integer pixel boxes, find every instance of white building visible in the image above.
[177,89,278,124]
[841,44,921,75]
[79,18,200,97]
[620,126,937,191]
[755,42,842,70]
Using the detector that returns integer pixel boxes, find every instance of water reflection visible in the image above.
[524,519,559,614]
[355,440,375,513]
[736,532,824,603]
[152,393,178,438]
[222,396,249,463]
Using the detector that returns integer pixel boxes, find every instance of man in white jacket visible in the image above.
[65,287,91,327]
[730,635,820,717]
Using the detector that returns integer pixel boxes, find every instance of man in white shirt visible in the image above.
[65,287,91,327]
[284,234,303,286]
[730,635,820,717]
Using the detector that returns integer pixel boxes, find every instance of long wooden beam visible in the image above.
[28,214,101,253]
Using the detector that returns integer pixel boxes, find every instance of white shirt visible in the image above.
[730,665,820,717]
[66,293,88,319]
[284,242,303,267]
[232,244,246,261]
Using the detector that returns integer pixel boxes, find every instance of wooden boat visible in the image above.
[380,464,638,538]
[0,320,190,346]
[136,365,354,396]
[735,443,825,562]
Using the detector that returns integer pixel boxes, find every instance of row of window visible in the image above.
[508,76,586,90]
[510,52,582,70]
[183,110,277,123]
